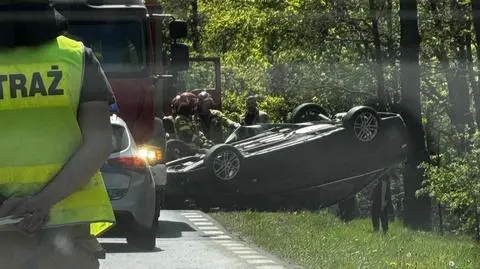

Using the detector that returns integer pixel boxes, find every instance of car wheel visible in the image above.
[126,228,156,251]
[126,221,157,251]
[290,103,329,123]
[343,106,380,142]
[205,144,243,182]
[154,187,164,225]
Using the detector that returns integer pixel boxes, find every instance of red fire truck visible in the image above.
[54,0,190,144]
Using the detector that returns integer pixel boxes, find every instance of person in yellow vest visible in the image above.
[0,1,115,268]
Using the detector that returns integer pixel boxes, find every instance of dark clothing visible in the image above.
[174,115,214,150]
[0,2,68,48]
[371,198,389,232]
[80,48,116,105]
[371,177,392,233]
[0,225,102,269]
[241,110,269,126]
[0,4,115,106]
[196,109,239,144]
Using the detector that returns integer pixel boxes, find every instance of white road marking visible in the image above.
[247,260,276,264]
[210,235,231,240]
[239,255,266,259]
[193,222,214,226]
[220,243,244,247]
[233,250,258,255]
[203,231,224,235]
[181,212,201,216]
[188,218,209,221]
[198,226,220,230]
[227,246,251,251]
[181,211,288,268]
[213,240,233,244]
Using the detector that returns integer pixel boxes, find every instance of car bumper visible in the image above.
[151,164,167,188]
[102,169,156,230]
[166,168,207,196]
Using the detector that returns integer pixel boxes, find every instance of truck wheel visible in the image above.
[343,106,380,142]
[205,144,243,182]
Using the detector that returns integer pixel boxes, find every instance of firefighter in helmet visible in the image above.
[240,95,270,126]
[173,92,214,150]
[196,91,240,144]
[170,94,181,117]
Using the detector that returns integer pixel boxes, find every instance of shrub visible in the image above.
[419,131,480,236]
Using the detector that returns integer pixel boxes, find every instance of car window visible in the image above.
[111,124,129,153]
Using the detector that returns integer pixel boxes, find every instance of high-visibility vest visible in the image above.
[0,35,115,236]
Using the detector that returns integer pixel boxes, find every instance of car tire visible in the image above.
[126,189,159,251]
[343,106,380,142]
[204,144,243,182]
[126,221,157,251]
[290,103,329,123]
[154,187,164,225]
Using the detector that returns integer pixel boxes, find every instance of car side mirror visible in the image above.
[171,43,189,71]
[169,20,188,39]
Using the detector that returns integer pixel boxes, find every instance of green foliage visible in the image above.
[213,210,480,269]
[161,0,480,235]
[221,90,292,123]
[419,131,480,235]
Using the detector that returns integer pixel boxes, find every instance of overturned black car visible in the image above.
[165,104,407,210]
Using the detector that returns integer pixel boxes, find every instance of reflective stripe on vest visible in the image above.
[0,36,115,236]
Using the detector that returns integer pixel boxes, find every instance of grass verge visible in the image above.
[211,210,480,269]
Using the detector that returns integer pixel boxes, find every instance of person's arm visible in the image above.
[33,101,113,207]
[217,111,240,129]
[35,47,115,208]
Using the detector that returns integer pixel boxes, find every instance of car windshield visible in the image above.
[66,21,146,74]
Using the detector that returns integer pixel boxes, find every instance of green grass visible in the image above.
[210,210,480,269]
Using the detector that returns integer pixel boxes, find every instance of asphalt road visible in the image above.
[99,210,301,269]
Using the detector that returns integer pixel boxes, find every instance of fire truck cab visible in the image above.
[53,0,189,145]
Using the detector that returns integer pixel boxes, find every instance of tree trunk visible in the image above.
[190,0,201,52]
[399,0,432,230]
[369,0,386,110]
[386,0,399,108]
[466,34,480,129]
[451,0,474,150]
[429,0,471,152]
[471,0,480,129]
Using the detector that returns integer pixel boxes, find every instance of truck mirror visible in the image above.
[171,43,189,71]
[169,20,188,39]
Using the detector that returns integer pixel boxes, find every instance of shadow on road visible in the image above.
[156,220,196,238]
[100,220,196,253]
[101,243,164,254]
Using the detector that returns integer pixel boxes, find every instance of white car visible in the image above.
[100,114,164,250]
